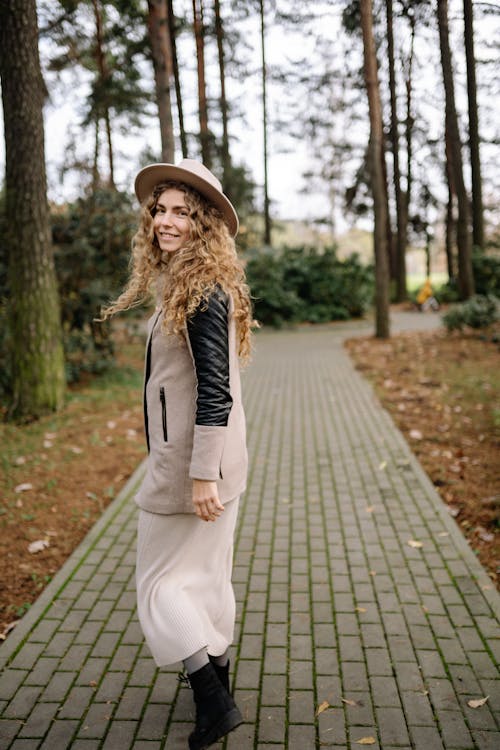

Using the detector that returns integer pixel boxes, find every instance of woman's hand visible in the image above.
[192,479,225,522]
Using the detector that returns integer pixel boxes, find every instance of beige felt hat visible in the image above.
[134,158,239,237]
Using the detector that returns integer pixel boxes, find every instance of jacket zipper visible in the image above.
[160,386,168,442]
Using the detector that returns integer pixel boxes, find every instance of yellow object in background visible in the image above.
[416,278,433,305]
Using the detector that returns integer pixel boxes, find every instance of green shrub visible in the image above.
[246,245,374,327]
[52,188,136,381]
[245,252,302,328]
[442,294,499,331]
[472,250,500,296]
[434,278,460,304]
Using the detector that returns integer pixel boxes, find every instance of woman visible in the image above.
[100,159,252,750]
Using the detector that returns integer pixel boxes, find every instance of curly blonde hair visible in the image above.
[100,180,253,361]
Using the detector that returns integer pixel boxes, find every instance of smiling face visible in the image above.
[152,188,191,254]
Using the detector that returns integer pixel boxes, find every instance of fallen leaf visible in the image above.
[15,483,33,493]
[28,539,49,554]
[478,530,494,543]
[45,432,57,439]
[315,700,330,716]
[107,421,117,429]
[0,620,20,641]
[89,680,98,688]
[355,737,376,745]
[369,570,377,576]
[409,429,423,440]
[71,446,83,454]
[341,697,361,706]
[14,456,26,465]
[407,539,423,549]
[355,607,367,613]
[437,531,449,537]
[43,440,53,449]
[467,696,489,709]
[447,506,460,518]
[365,506,375,513]
[379,460,387,470]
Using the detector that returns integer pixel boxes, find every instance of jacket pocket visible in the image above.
[159,386,168,442]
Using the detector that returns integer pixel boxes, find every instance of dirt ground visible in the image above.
[1,317,499,642]
[345,322,499,588]
[0,340,146,641]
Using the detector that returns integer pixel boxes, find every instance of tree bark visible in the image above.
[167,0,188,158]
[260,0,271,245]
[445,127,457,280]
[192,0,211,167]
[403,10,415,260]
[0,0,66,419]
[360,0,390,338]
[386,0,407,301]
[463,0,484,249]
[92,0,115,188]
[147,0,175,162]
[214,0,231,190]
[437,0,474,298]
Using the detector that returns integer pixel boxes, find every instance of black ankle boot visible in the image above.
[208,655,230,693]
[188,662,242,750]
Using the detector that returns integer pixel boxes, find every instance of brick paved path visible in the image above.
[1,314,499,749]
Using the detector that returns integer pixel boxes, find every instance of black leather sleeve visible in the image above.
[187,288,233,426]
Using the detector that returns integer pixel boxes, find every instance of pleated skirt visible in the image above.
[136,497,239,667]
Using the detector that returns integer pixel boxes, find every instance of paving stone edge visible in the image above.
[0,459,146,672]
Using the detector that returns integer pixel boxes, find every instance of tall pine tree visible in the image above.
[0,0,66,419]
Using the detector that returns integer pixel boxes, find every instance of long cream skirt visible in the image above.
[136,497,239,667]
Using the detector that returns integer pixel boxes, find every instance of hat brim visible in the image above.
[134,163,239,237]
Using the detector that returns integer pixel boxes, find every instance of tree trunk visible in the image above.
[381,138,396,286]
[92,0,115,188]
[437,0,474,298]
[445,127,456,281]
[403,10,415,270]
[260,0,271,245]
[360,0,390,338]
[192,0,211,168]
[463,0,484,249]
[147,0,175,162]
[386,0,407,301]
[92,117,100,190]
[0,0,65,419]
[214,0,231,190]
[167,0,188,158]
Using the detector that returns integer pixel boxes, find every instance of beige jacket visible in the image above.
[135,290,247,515]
